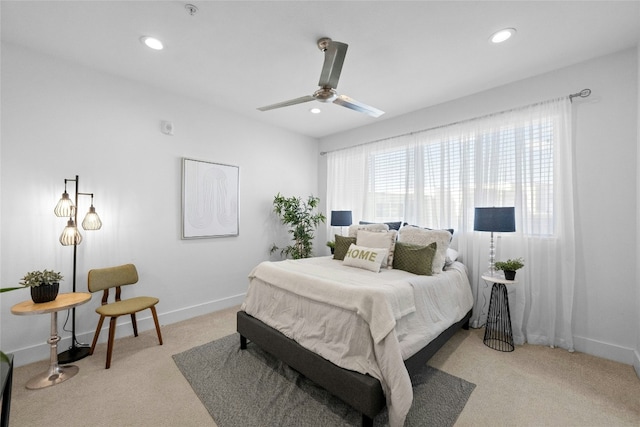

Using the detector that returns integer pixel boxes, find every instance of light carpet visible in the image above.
[173,333,475,427]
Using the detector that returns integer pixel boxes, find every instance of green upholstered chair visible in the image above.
[88,264,163,369]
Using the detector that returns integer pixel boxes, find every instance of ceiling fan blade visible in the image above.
[318,41,348,89]
[257,95,316,111]
[333,94,385,118]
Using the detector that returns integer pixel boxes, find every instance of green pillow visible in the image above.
[392,241,437,275]
[333,235,357,260]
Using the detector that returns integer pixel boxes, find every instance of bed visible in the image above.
[237,226,474,427]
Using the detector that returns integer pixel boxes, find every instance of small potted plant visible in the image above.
[494,258,524,280]
[326,240,336,254]
[19,269,64,303]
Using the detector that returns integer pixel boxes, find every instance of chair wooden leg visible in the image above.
[131,313,139,337]
[106,316,117,369]
[90,315,105,355]
[150,306,163,345]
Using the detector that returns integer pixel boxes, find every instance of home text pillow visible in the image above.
[348,223,389,237]
[333,235,357,261]
[393,241,437,275]
[398,226,451,273]
[356,229,398,268]
[342,244,388,273]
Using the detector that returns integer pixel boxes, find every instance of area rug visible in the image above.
[173,333,475,427]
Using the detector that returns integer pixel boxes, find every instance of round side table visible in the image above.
[481,275,517,352]
[11,292,91,389]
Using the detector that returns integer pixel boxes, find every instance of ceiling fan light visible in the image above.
[141,36,164,50]
[490,28,516,44]
[310,108,322,114]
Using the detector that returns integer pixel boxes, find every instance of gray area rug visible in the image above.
[173,333,475,427]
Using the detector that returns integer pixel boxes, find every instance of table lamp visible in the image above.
[474,207,515,275]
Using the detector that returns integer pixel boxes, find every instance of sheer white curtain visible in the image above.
[326,98,575,350]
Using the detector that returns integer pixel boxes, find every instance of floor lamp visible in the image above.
[330,210,352,236]
[473,207,515,275]
[54,175,102,363]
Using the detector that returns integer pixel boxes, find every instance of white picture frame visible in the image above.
[182,158,239,239]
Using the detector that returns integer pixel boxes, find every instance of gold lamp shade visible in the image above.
[59,219,83,246]
[54,191,75,217]
[82,205,102,230]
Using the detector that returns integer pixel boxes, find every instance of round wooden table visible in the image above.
[11,292,91,389]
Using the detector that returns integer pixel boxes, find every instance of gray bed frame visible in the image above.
[237,309,471,427]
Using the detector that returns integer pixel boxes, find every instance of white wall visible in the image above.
[0,43,319,366]
[319,48,639,365]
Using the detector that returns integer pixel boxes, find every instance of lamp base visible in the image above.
[58,345,91,364]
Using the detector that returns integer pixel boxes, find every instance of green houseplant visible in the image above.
[270,193,326,259]
[494,258,524,280]
[0,270,63,362]
[19,269,64,303]
[326,240,336,254]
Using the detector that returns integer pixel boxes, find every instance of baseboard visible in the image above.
[9,293,246,368]
[633,348,640,379]
[573,334,636,365]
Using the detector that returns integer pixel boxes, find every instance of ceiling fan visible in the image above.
[257,38,384,118]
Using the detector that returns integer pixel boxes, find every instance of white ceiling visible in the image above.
[2,1,639,139]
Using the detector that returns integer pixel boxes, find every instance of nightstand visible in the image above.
[481,274,517,352]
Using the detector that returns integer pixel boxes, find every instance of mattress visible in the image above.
[241,256,473,426]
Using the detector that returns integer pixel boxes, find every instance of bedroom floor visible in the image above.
[7,305,640,426]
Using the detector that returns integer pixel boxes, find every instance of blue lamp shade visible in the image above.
[330,210,353,227]
[474,207,515,232]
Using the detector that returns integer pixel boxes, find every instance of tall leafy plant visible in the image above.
[270,193,326,259]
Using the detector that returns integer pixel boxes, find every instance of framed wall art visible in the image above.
[182,158,239,239]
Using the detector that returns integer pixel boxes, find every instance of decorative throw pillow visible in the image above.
[445,248,459,266]
[333,235,357,261]
[348,223,389,237]
[342,244,388,273]
[356,229,398,268]
[393,241,437,275]
[359,221,403,231]
[398,226,451,273]
[404,224,455,241]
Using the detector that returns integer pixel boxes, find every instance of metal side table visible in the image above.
[481,275,517,352]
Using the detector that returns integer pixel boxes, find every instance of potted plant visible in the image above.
[326,240,335,254]
[494,258,524,280]
[19,269,64,303]
[270,193,326,259]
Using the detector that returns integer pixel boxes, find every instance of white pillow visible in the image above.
[342,244,389,273]
[398,226,451,273]
[356,229,397,268]
[445,248,459,266]
[348,223,389,237]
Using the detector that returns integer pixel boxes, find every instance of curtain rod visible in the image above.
[320,88,591,156]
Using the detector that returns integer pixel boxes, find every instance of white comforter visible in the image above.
[241,256,473,427]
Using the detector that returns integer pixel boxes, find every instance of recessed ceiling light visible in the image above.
[490,28,516,44]
[140,36,164,50]
[310,108,322,114]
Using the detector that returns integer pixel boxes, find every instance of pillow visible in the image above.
[342,244,388,273]
[348,223,389,237]
[359,220,403,231]
[445,248,459,266]
[393,241,437,275]
[356,229,398,268]
[398,226,451,273]
[333,235,357,261]
[404,224,455,241]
